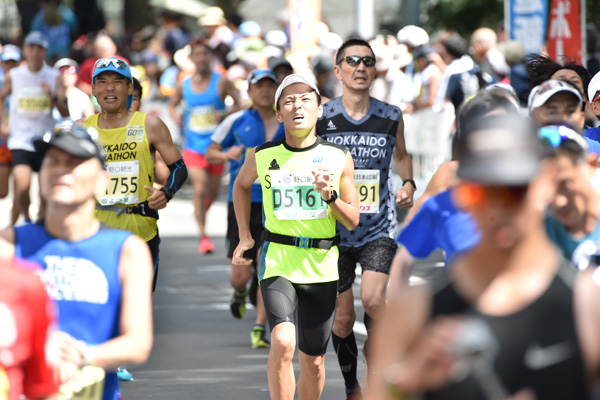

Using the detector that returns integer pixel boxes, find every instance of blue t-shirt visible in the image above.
[584,127,600,155]
[211,108,285,203]
[14,223,131,400]
[396,189,480,262]
[545,214,600,260]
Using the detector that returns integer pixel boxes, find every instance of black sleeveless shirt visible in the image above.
[426,259,589,400]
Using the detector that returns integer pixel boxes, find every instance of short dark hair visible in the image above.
[441,34,467,60]
[335,38,374,65]
[132,77,142,98]
[524,54,591,98]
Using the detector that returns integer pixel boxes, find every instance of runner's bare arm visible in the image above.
[315,152,359,231]
[394,118,415,209]
[79,235,153,370]
[0,228,15,262]
[404,161,459,226]
[232,148,258,265]
[168,80,183,125]
[54,74,70,118]
[218,75,241,114]
[0,74,12,139]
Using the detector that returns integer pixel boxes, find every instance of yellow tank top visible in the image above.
[85,112,157,241]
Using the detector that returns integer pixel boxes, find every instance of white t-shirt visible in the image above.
[8,65,58,151]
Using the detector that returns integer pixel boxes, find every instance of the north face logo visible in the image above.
[327,120,337,130]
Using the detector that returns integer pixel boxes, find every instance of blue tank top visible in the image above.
[182,72,226,154]
[14,223,131,400]
[317,96,401,246]
[211,108,285,202]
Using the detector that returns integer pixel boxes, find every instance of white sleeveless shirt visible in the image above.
[8,65,58,151]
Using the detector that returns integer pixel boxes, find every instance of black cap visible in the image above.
[456,115,543,186]
[268,57,292,71]
[35,124,104,163]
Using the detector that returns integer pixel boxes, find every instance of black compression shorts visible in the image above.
[261,276,338,356]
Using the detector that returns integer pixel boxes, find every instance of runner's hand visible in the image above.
[226,144,245,161]
[312,167,332,201]
[232,237,254,265]
[145,185,168,210]
[396,185,415,209]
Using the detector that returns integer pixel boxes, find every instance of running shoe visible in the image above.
[230,288,248,319]
[198,236,214,254]
[250,325,270,349]
[117,366,134,381]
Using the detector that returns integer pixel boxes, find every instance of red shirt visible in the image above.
[0,263,59,400]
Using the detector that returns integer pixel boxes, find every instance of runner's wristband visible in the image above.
[160,158,188,202]
[402,179,417,190]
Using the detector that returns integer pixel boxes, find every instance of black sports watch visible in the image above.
[160,187,175,202]
[402,179,417,190]
[322,190,338,204]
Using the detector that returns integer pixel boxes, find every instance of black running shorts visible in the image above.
[261,276,338,356]
[337,237,397,293]
[226,202,264,265]
[11,149,41,172]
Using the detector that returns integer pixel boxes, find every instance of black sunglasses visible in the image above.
[338,55,376,67]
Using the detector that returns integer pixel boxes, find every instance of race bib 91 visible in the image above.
[271,170,329,220]
[96,160,140,205]
[355,169,380,213]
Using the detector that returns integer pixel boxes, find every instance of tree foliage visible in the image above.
[421,0,504,37]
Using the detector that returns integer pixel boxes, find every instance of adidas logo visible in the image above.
[327,120,337,130]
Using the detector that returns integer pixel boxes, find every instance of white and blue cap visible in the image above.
[1,44,21,62]
[248,68,278,85]
[92,57,134,108]
[24,31,49,49]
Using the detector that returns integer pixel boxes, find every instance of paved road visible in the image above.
[120,188,369,399]
[0,182,439,399]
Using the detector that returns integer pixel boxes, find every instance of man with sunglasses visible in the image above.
[316,38,414,399]
[0,125,153,400]
[541,125,600,261]
[373,114,600,400]
[79,57,187,292]
[0,31,68,224]
[205,68,285,349]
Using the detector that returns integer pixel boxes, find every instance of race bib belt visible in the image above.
[355,169,380,213]
[270,170,329,220]
[97,160,140,205]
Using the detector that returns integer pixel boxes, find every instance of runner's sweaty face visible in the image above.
[92,71,133,113]
[276,83,322,138]
[334,45,376,92]
[40,147,107,206]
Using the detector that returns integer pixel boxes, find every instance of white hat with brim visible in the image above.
[275,74,320,107]
[528,79,582,116]
[588,71,600,103]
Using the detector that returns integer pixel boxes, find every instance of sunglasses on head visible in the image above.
[94,58,129,70]
[248,69,278,83]
[59,65,77,75]
[337,55,376,67]
[538,125,588,151]
[593,93,600,103]
[45,124,99,145]
[454,182,529,208]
